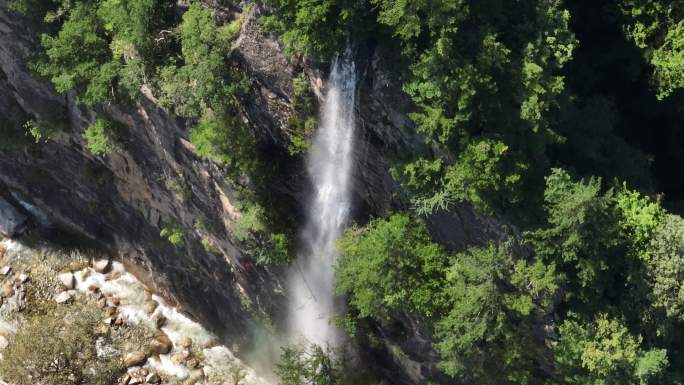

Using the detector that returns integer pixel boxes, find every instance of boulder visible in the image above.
[144,301,158,315]
[0,335,8,351]
[58,272,75,289]
[180,349,191,360]
[55,291,72,303]
[1,281,14,297]
[150,335,173,355]
[93,259,110,273]
[171,353,186,365]
[0,197,26,238]
[0,266,11,276]
[152,314,167,328]
[124,351,147,367]
[178,337,192,348]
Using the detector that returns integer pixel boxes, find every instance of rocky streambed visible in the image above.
[0,238,269,385]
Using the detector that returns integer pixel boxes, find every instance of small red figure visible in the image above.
[242,260,253,270]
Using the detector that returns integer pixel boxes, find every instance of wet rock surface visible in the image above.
[0,197,26,238]
[125,351,148,368]
[0,239,268,385]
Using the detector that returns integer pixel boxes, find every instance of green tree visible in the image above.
[336,214,451,321]
[34,2,116,105]
[530,169,621,300]
[160,2,248,117]
[97,0,172,54]
[261,0,370,58]
[555,313,669,385]
[621,0,684,99]
[29,0,174,104]
[411,139,528,215]
[644,214,684,322]
[189,114,256,174]
[372,0,576,216]
[97,0,174,99]
[435,242,558,383]
[232,201,292,265]
[276,345,342,385]
[614,186,665,254]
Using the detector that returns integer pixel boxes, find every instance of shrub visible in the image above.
[276,344,342,385]
[82,118,115,156]
[232,202,292,264]
[160,223,184,247]
[201,238,222,256]
[166,174,192,201]
[287,74,317,156]
[0,304,124,385]
[24,119,53,144]
[189,114,256,175]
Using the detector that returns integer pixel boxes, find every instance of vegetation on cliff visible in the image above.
[261,0,684,383]
[4,0,684,384]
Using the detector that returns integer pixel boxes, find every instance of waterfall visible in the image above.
[287,51,357,347]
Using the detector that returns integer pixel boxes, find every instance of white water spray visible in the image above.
[287,52,357,347]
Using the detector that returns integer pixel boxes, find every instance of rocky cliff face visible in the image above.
[0,2,507,383]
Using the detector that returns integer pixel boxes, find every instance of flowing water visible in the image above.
[287,52,357,347]
[0,239,269,385]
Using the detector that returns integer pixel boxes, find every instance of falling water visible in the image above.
[287,51,357,347]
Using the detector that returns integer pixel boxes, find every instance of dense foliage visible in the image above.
[262,4,684,382]
[287,74,317,155]
[13,0,254,175]
[261,0,371,58]
[232,201,291,265]
[337,175,684,384]
[337,214,450,320]
[337,218,559,383]
[620,0,684,100]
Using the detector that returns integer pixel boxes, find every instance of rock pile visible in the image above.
[0,241,268,385]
